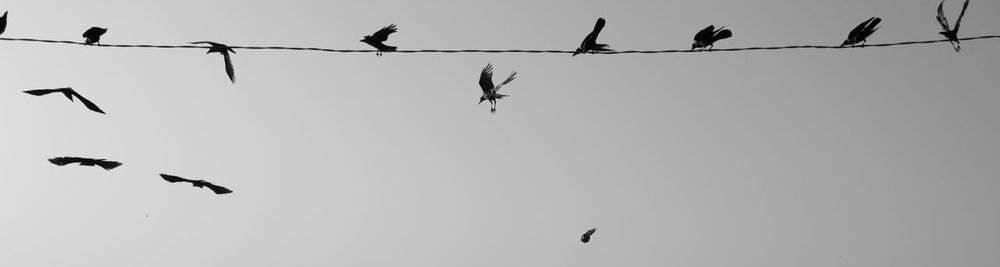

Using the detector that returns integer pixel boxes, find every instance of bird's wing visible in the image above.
[48,157,75,166]
[94,160,122,170]
[848,17,874,39]
[586,228,596,235]
[189,41,218,46]
[496,71,516,91]
[715,29,733,40]
[694,25,715,41]
[223,52,236,83]
[592,18,606,38]
[862,17,882,36]
[0,11,8,35]
[160,174,192,183]
[936,1,951,31]
[23,89,59,96]
[479,64,495,93]
[954,0,969,32]
[205,183,233,194]
[372,24,397,42]
[69,89,106,114]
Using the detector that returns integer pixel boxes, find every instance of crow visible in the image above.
[0,11,8,36]
[82,27,107,46]
[48,157,122,170]
[23,87,106,114]
[478,63,517,114]
[937,0,970,52]
[190,41,236,83]
[581,228,596,243]
[160,174,233,195]
[841,17,882,47]
[692,25,733,51]
[573,18,613,56]
[361,24,398,56]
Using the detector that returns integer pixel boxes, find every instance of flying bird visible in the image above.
[24,87,106,114]
[691,25,733,51]
[48,157,122,170]
[190,41,236,83]
[477,63,517,114]
[841,17,882,47]
[0,11,8,36]
[361,24,398,56]
[936,0,970,52]
[160,174,233,195]
[573,18,613,56]
[581,228,596,243]
[82,27,107,46]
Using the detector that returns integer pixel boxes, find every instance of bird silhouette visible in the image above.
[478,63,517,114]
[24,87,106,114]
[691,25,733,51]
[190,41,236,83]
[160,174,233,195]
[573,18,613,56]
[841,17,882,47]
[581,228,596,243]
[937,0,970,52]
[48,157,122,170]
[0,11,8,36]
[82,27,107,46]
[361,24,398,56]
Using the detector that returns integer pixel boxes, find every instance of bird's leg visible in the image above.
[861,40,867,48]
[708,44,714,52]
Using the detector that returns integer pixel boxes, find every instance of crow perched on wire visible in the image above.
[0,11,8,36]
[160,174,233,195]
[937,0,970,52]
[573,18,612,56]
[48,157,122,170]
[478,63,517,114]
[361,24,398,56]
[23,87,106,114]
[691,25,733,51]
[841,17,882,47]
[581,228,596,243]
[82,27,107,46]
[190,41,236,83]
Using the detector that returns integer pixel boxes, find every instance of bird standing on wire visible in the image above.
[581,228,596,243]
[23,87,106,114]
[190,41,236,83]
[841,17,881,47]
[573,18,612,56]
[936,0,970,52]
[361,24,398,56]
[160,174,233,195]
[0,11,8,36]
[478,63,517,114]
[82,27,107,46]
[48,157,122,170]
[691,25,733,51]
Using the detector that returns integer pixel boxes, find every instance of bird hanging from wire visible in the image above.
[841,17,882,47]
[82,27,107,46]
[190,41,236,83]
[581,228,596,243]
[159,174,233,195]
[573,18,612,56]
[361,24,398,56]
[0,11,8,36]
[691,25,733,51]
[478,63,517,114]
[23,87,106,114]
[936,0,970,52]
[48,157,122,170]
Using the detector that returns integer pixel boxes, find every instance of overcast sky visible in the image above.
[1,0,999,266]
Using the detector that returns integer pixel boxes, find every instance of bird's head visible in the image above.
[840,40,851,47]
[572,48,583,56]
[691,42,700,50]
[479,96,486,104]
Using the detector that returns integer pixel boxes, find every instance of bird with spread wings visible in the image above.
[48,157,122,170]
[936,0,970,52]
[160,174,233,195]
[361,24,398,56]
[478,63,517,114]
[191,41,237,83]
[24,87,106,114]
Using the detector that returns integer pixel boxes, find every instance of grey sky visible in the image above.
[1,0,999,266]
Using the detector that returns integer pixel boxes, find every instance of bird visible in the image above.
[0,11,8,36]
[691,25,733,51]
[581,228,596,243]
[48,157,122,170]
[841,17,882,47]
[361,24,398,56]
[936,0,970,52]
[190,41,236,83]
[82,27,107,46]
[573,18,613,56]
[23,87,106,114]
[477,63,517,114]
[159,174,233,195]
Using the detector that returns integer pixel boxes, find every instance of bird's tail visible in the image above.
[495,94,509,99]
[595,44,613,52]
[95,161,122,170]
[383,45,398,52]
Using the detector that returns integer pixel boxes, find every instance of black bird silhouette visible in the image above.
[48,157,122,170]
[691,25,733,51]
[478,63,517,114]
[581,228,596,243]
[361,24,398,56]
[573,18,613,56]
[937,0,970,52]
[190,41,236,83]
[82,27,107,46]
[160,174,233,195]
[24,87,106,114]
[841,17,882,47]
[0,11,8,36]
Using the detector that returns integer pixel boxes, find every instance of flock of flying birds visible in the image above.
[0,0,975,243]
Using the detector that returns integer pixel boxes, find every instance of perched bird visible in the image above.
[190,41,236,83]
[160,174,233,195]
[361,24,398,56]
[936,0,970,52]
[23,87,106,114]
[691,25,733,51]
[573,18,613,56]
[477,63,517,114]
[841,17,882,47]
[48,157,122,170]
[0,11,8,36]
[82,27,107,46]
[581,228,597,243]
